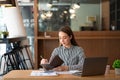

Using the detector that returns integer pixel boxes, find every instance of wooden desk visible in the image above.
[2,70,120,80]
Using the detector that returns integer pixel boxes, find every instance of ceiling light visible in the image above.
[70,14,76,19]
[52,0,59,3]
[64,10,67,14]
[69,8,75,14]
[47,3,52,8]
[46,11,53,18]
[41,13,46,20]
[72,3,80,9]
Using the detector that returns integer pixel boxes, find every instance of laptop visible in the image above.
[73,57,108,77]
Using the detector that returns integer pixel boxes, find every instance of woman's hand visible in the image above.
[53,66,69,71]
[40,59,48,64]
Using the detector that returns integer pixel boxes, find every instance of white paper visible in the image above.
[56,70,81,74]
[31,69,81,76]
[30,71,58,76]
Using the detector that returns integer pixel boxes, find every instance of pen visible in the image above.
[40,55,44,59]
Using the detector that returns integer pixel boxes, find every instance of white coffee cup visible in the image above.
[105,65,110,74]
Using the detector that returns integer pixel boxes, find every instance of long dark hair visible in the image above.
[59,26,79,46]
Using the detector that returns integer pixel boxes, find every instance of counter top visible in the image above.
[2,70,120,80]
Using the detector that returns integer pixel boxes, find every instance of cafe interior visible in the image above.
[0,0,120,79]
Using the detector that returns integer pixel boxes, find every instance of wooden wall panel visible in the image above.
[102,0,110,30]
[77,39,120,68]
[35,31,120,69]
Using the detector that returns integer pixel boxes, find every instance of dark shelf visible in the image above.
[110,0,120,30]
[117,9,120,12]
[110,10,115,14]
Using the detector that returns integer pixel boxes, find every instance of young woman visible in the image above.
[41,26,85,71]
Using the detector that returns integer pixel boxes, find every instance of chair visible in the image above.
[0,45,34,75]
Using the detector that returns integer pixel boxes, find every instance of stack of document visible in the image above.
[57,70,81,74]
[30,71,58,76]
[30,70,81,76]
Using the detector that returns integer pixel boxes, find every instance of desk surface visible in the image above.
[2,70,120,80]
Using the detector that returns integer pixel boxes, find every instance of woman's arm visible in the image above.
[52,52,85,71]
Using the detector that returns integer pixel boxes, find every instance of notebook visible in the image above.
[41,55,64,71]
[73,57,108,77]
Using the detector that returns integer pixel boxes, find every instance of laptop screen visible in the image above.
[81,57,108,76]
[73,57,108,76]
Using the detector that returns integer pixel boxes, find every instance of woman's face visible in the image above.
[59,31,72,48]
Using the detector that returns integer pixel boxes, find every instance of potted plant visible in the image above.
[112,59,120,75]
[1,31,9,38]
